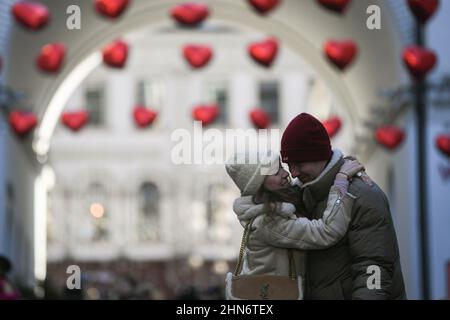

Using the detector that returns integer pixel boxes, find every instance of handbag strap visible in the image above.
[234,218,254,276]
[234,217,297,280]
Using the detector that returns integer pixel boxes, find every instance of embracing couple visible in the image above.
[225,113,406,300]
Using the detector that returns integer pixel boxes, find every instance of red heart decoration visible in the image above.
[36,43,66,73]
[324,40,358,71]
[61,111,89,132]
[250,108,271,129]
[407,0,439,24]
[375,126,405,150]
[192,104,219,126]
[95,0,130,19]
[8,111,37,137]
[317,0,351,14]
[436,135,450,158]
[248,37,279,68]
[322,116,342,138]
[12,1,50,30]
[402,46,437,80]
[133,106,158,128]
[183,44,213,69]
[170,3,209,26]
[102,39,129,69]
[248,0,280,14]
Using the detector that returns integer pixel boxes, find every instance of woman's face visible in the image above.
[263,164,290,191]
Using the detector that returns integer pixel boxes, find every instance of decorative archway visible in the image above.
[4,0,404,158]
[3,0,409,294]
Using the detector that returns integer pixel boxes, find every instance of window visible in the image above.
[78,182,109,243]
[259,80,279,124]
[206,186,217,228]
[138,182,160,242]
[136,79,165,109]
[205,183,233,243]
[202,79,228,125]
[85,86,105,126]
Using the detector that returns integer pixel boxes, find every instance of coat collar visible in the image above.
[298,150,345,213]
[233,196,297,221]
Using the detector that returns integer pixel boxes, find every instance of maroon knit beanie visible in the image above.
[281,113,332,163]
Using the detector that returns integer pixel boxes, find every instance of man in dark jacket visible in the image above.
[281,113,406,300]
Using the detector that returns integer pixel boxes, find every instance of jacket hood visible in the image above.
[296,149,345,213]
[233,196,297,222]
[295,149,343,188]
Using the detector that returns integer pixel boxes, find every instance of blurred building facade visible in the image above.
[1,0,38,296]
[46,26,352,299]
[0,0,449,299]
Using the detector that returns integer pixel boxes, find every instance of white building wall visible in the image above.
[280,73,311,129]
[106,73,134,133]
[5,136,38,288]
[48,29,347,264]
[229,73,256,129]
[0,0,37,289]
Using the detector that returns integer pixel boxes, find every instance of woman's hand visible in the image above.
[337,158,365,180]
[333,158,364,196]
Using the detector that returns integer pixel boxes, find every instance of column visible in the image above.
[105,72,134,133]
[280,73,312,128]
[229,72,257,129]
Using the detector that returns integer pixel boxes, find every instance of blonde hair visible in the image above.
[252,185,301,220]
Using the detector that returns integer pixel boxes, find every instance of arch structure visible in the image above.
[3,0,418,296]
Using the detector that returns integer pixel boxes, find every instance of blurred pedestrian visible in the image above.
[0,255,21,300]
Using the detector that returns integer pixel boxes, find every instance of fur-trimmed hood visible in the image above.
[293,149,343,189]
[233,196,297,223]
